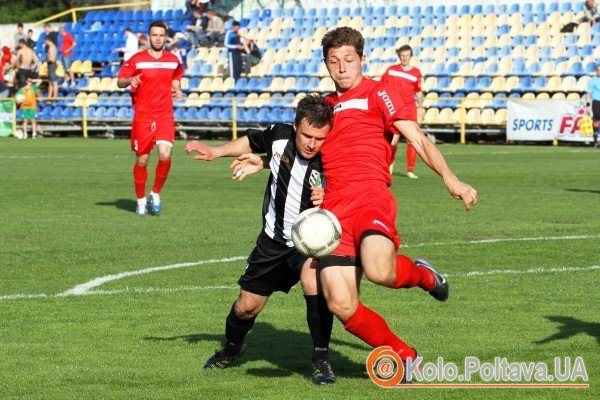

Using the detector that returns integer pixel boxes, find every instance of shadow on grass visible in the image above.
[144,321,370,379]
[566,188,600,195]
[95,198,136,213]
[535,316,600,345]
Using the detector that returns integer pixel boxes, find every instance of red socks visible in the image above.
[393,255,435,291]
[344,302,417,360]
[133,164,148,199]
[151,158,172,193]
[406,143,417,172]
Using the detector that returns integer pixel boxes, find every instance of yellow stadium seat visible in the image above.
[478,92,493,108]
[523,23,537,36]
[448,77,464,92]
[85,92,98,106]
[257,92,270,107]
[509,12,522,25]
[566,93,581,100]
[385,16,398,27]
[497,34,511,47]
[455,62,472,77]
[70,60,82,75]
[423,92,438,108]
[505,76,520,92]
[242,92,258,108]
[494,109,507,124]
[509,23,523,36]
[196,77,212,92]
[209,77,224,93]
[465,108,481,124]
[461,92,478,108]
[438,108,455,124]
[317,77,334,93]
[422,77,438,92]
[479,109,495,124]
[576,76,590,91]
[537,92,550,100]
[184,92,198,108]
[267,77,283,92]
[73,92,87,107]
[554,61,568,76]
[282,77,295,92]
[552,93,566,99]
[86,77,100,91]
[80,60,92,75]
[452,109,465,124]
[545,76,561,91]
[522,92,536,100]
[559,77,577,91]
[423,108,440,124]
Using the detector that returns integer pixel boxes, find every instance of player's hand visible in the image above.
[444,176,478,211]
[230,153,263,181]
[310,187,324,207]
[172,88,184,101]
[129,73,143,88]
[184,140,219,160]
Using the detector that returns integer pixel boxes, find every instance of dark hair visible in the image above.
[17,23,23,28]
[321,27,364,59]
[396,45,412,56]
[295,94,333,128]
[28,29,33,33]
[148,20,167,33]
[232,20,240,27]
[124,27,133,33]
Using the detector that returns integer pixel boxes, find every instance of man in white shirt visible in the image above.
[113,28,139,61]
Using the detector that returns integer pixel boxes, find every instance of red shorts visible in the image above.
[130,118,175,156]
[322,185,401,258]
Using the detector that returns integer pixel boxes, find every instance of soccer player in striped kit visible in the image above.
[185,95,337,384]
[117,20,184,215]
[381,45,424,178]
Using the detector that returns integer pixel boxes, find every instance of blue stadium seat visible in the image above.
[563,62,583,77]
[174,108,186,120]
[208,107,221,120]
[475,77,491,91]
[257,107,271,123]
[548,3,559,13]
[243,107,258,123]
[584,61,597,74]
[560,2,573,13]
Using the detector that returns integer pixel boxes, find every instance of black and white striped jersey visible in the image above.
[247,124,324,247]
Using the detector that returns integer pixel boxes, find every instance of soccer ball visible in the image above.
[15,93,25,103]
[291,208,342,258]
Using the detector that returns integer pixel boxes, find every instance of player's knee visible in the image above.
[158,151,171,161]
[364,267,396,287]
[136,156,149,167]
[234,298,263,319]
[326,297,357,321]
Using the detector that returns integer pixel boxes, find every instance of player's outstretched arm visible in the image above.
[171,80,183,100]
[230,153,265,181]
[184,136,253,161]
[393,120,478,211]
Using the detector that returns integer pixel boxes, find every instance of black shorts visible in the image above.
[592,100,600,122]
[238,232,308,296]
[47,62,57,82]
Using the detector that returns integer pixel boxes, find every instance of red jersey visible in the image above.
[117,49,184,121]
[380,64,422,105]
[61,32,75,57]
[322,77,412,193]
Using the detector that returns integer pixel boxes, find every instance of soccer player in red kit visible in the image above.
[381,45,424,178]
[318,27,478,381]
[117,20,184,215]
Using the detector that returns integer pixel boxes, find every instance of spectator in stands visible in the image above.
[59,27,77,88]
[380,44,424,178]
[26,29,36,49]
[242,39,261,74]
[186,9,207,48]
[205,10,225,46]
[225,21,244,81]
[184,0,210,19]
[13,23,26,51]
[163,21,179,50]
[13,39,39,90]
[138,34,149,52]
[44,36,58,99]
[581,0,600,24]
[16,76,39,139]
[113,28,139,62]
[43,24,58,47]
[0,60,8,98]
[587,64,600,148]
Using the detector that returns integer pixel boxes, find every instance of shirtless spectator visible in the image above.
[14,39,39,90]
[44,37,58,99]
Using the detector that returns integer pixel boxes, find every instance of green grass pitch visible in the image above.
[0,138,598,399]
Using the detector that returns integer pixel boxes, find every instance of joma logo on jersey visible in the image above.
[377,90,396,116]
[274,152,290,164]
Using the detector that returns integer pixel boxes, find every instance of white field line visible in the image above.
[402,234,600,248]
[1,265,598,302]
[1,234,598,302]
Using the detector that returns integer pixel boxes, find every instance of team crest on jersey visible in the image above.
[309,170,323,188]
[274,152,290,165]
